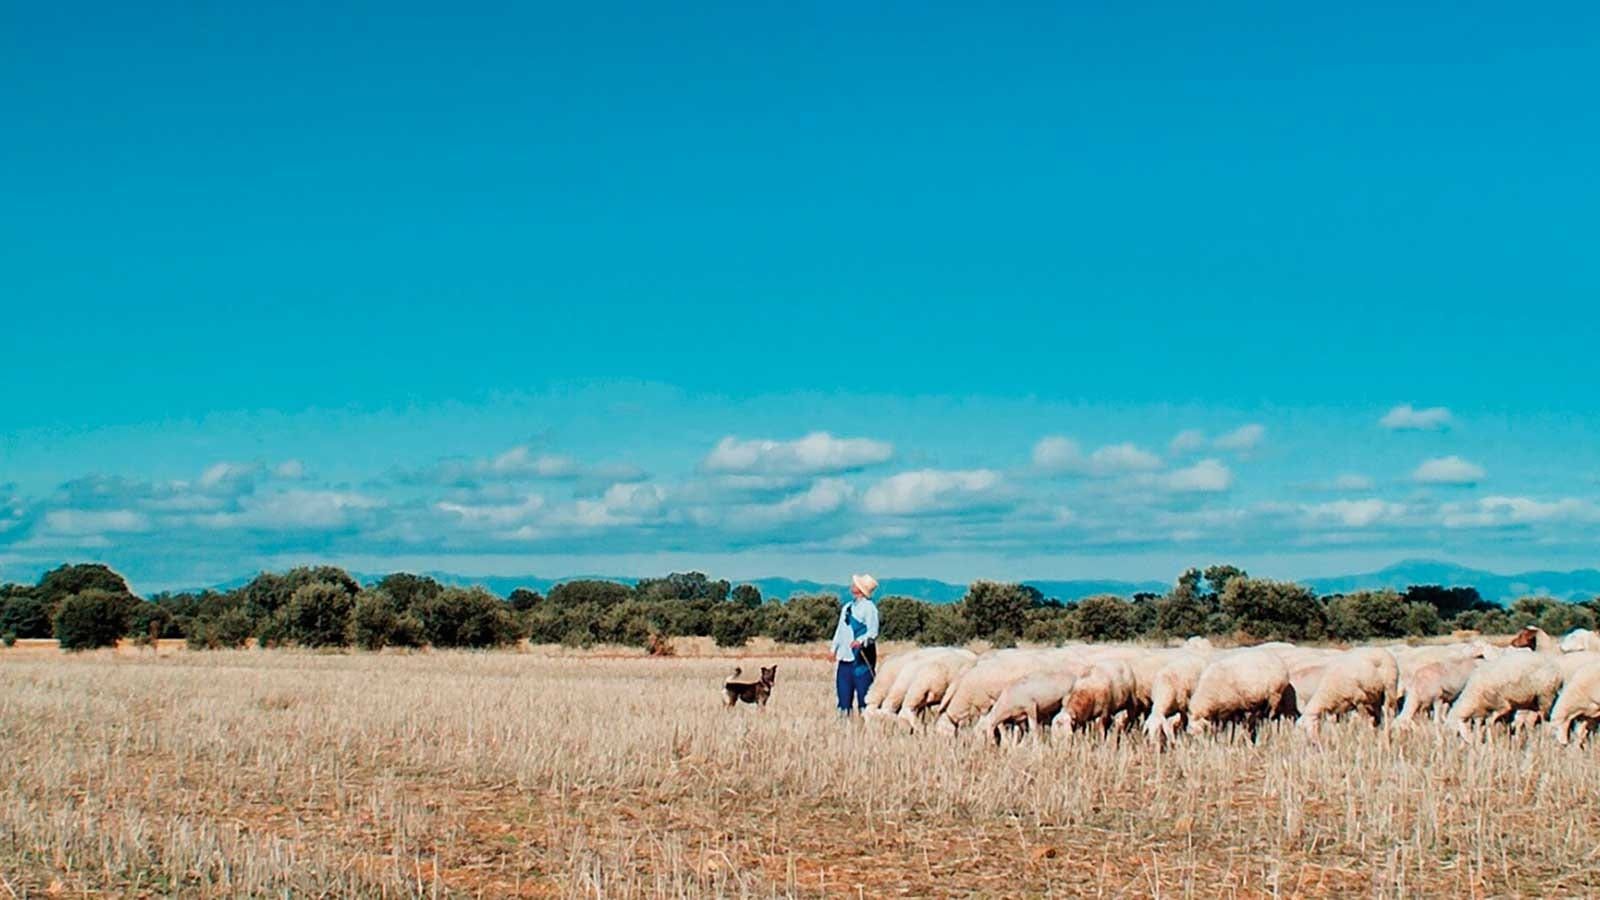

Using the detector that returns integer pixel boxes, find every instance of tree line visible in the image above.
[3,562,1598,653]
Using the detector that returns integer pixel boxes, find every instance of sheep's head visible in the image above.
[1509,627,1542,651]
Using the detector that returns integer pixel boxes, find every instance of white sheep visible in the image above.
[1560,628,1600,654]
[1053,658,1138,736]
[933,649,1057,735]
[1393,652,1487,725]
[1187,648,1294,736]
[1548,660,1600,745]
[1142,652,1208,746]
[894,649,979,731]
[861,647,943,717]
[1296,647,1400,739]
[1446,651,1563,742]
[976,668,1086,743]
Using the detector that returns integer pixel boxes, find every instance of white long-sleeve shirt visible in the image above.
[830,597,880,663]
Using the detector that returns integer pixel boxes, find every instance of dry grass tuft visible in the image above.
[2,643,1598,896]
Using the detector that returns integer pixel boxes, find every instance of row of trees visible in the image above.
[4,562,1598,653]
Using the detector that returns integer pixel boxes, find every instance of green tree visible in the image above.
[282,582,356,648]
[1071,594,1138,641]
[730,584,763,609]
[0,585,53,639]
[636,572,730,604]
[350,590,412,651]
[1400,601,1444,637]
[963,581,1031,642]
[877,596,928,641]
[547,580,632,609]
[506,587,543,612]
[186,608,256,649]
[1537,601,1595,637]
[1202,564,1248,596]
[597,600,661,647]
[1220,577,1326,641]
[1403,585,1491,620]
[761,594,839,643]
[709,606,757,647]
[53,590,133,651]
[918,603,973,646]
[415,587,522,648]
[375,573,444,611]
[36,563,132,606]
[1325,590,1407,640]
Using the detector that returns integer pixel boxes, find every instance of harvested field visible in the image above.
[3,642,1598,897]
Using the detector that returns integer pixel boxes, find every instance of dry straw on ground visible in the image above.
[2,640,1598,897]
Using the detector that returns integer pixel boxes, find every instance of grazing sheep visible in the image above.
[1554,651,1600,685]
[933,650,1056,735]
[1143,652,1208,745]
[894,649,979,731]
[976,668,1086,743]
[1296,647,1401,739]
[863,647,945,716]
[1446,651,1563,742]
[1394,652,1488,725]
[1548,660,1600,745]
[1560,629,1600,654]
[1053,658,1138,736]
[1187,648,1293,736]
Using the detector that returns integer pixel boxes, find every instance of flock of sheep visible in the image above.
[858,626,1600,745]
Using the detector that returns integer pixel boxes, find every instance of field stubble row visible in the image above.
[2,643,1597,897]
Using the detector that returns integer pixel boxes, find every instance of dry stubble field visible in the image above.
[3,639,1599,898]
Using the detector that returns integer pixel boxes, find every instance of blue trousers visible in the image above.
[836,660,874,714]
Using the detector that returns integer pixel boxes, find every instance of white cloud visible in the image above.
[740,478,854,526]
[1442,496,1600,528]
[202,490,384,531]
[489,447,579,478]
[571,482,667,528]
[1333,474,1375,491]
[703,432,893,476]
[1164,459,1233,493]
[43,508,152,535]
[861,469,1003,515]
[273,460,306,480]
[1168,429,1206,455]
[1213,424,1265,452]
[1033,437,1162,475]
[1304,499,1405,528]
[1381,404,1452,431]
[1412,456,1484,485]
[198,462,258,491]
[435,494,546,529]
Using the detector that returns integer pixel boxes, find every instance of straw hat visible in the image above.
[850,573,879,598]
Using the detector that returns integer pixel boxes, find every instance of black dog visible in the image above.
[723,665,777,708]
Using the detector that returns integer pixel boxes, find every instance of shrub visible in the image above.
[1072,594,1138,642]
[547,580,632,609]
[763,595,837,643]
[1220,578,1326,642]
[126,601,175,642]
[415,587,522,648]
[709,606,756,648]
[283,582,356,648]
[918,603,972,646]
[597,601,658,647]
[1326,590,1407,641]
[878,596,928,641]
[186,609,256,649]
[1400,601,1444,637]
[0,589,54,639]
[1022,607,1073,643]
[2,632,16,647]
[350,591,402,651]
[963,582,1031,641]
[53,589,134,651]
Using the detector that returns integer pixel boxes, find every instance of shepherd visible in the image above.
[831,573,881,716]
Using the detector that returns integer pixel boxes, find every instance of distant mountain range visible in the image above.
[185,558,1600,605]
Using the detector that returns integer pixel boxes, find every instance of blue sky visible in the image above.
[3,2,1599,591]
